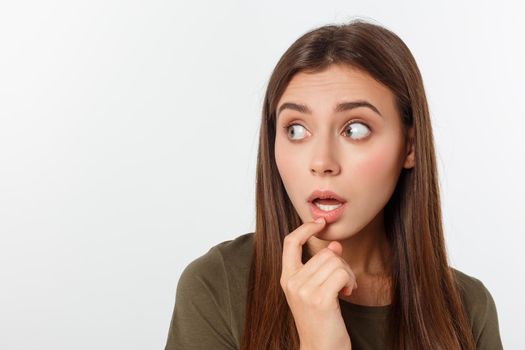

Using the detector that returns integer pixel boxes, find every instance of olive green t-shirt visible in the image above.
[164,232,503,349]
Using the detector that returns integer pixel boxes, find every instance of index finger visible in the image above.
[281,217,326,281]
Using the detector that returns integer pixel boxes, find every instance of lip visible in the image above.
[309,201,346,224]
[307,189,347,204]
[307,189,347,224]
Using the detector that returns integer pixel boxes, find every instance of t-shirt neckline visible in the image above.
[339,298,391,317]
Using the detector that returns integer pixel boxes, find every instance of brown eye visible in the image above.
[344,122,370,140]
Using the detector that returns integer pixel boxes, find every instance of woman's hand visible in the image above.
[280,217,357,350]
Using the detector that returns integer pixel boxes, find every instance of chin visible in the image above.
[313,222,347,239]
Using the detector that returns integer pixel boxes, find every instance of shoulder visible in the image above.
[450,267,494,313]
[451,267,489,300]
[175,231,255,318]
[167,233,254,349]
[450,267,503,347]
[173,232,254,348]
[212,231,255,270]
[178,231,254,286]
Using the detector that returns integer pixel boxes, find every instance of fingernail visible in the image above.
[315,217,324,224]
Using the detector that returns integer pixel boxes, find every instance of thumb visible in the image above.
[327,241,342,256]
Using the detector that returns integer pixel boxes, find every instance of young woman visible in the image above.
[165,19,503,350]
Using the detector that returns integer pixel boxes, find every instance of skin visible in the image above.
[275,63,415,306]
[281,219,354,350]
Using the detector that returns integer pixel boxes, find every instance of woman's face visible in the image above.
[274,64,414,240]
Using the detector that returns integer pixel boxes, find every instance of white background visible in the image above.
[0,1,523,349]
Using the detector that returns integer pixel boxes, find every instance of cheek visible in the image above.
[274,141,306,205]
[353,147,400,187]
[275,134,304,175]
[276,153,300,183]
[274,141,295,182]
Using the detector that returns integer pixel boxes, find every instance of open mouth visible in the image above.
[308,200,346,224]
[312,198,344,212]
[307,190,347,223]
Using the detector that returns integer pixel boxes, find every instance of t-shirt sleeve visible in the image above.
[472,280,504,350]
[164,246,237,350]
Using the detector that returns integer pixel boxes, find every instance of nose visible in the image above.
[310,140,341,176]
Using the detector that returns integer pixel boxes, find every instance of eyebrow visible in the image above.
[277,100,383,119]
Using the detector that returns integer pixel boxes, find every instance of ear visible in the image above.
[403,126,415,169]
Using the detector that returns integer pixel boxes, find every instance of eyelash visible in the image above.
[282,120,372,142]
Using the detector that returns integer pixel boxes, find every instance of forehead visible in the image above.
[278,64,396,113]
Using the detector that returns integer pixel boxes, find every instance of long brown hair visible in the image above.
[240,19,475,350]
